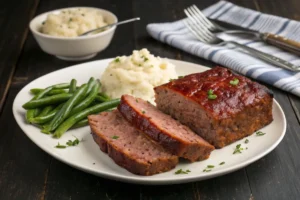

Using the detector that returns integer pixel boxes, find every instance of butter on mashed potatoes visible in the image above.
[101,49,178,103]
[40,8,107,37]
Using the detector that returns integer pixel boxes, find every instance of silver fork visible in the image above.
[183,5,300,72]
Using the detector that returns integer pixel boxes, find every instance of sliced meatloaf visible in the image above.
[154,66,273,148]
[118,94,214,162]
[88,110,178,176]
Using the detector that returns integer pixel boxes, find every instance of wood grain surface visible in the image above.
[1,0,300,200]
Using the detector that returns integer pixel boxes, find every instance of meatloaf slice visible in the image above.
[118,94,214,162]
[154,66,273,148]
[88,110,178,176]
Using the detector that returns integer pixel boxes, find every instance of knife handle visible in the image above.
[263,33,300,56]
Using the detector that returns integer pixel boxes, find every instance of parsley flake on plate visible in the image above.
[175,169,191,174]
[66,137,80,146]
[203,165,215,172]
[256,131,266,136]
[233,144,244,154]
[55,142,66,149]
[219,162,225,165]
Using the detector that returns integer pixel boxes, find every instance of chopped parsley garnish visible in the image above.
[42,21,45,25]
[219,162,225,165]
[69,18,73,22]
[233,144,244,154]
[230,78,239,86]
[178,76,184,79]
[142,110,146,114]
[135,99,139,103]
[207,89,217,100]
[208,89,214,95]
[114,58,120,63]
[112,135,119,139]
[150,65,154,68]
[144,57,149,62]
[55,137,81,149]
[175,169,191,174]
[208,94,217,100]
[55,143,66,149]
[138,64,142,67]
[82,14,85,16]
[66,137,80,146]
[256,131,266,136]
[245,139,249,144]
[203,165,215,172]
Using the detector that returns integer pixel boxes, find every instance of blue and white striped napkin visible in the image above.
[147,1,300,97]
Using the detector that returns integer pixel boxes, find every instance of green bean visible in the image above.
[30,88,67,96]
[25,86,54,122]
[85,77,96,95]
[23,93,73,109]
[53,98,120,138]
[98,92,110,100]
[30,88,46,95]
[24,83,70,108]
[30,104,64,124]
[26,108,42,122]
[71,118,88,129]
[37,105,54,117]
[43,84,88,133]
[69,81,100,116]
[69,79,77,93]
[50,83,70,89]
[95,95,108,102]
[49,89,67,95]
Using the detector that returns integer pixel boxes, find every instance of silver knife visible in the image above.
[210,19,300,56]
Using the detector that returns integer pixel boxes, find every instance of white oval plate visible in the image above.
[13,59,286,185]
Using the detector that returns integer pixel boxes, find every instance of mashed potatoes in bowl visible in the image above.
[41,8,108,37]
[101,49,178,103]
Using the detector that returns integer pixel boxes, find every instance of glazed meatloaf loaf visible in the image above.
[88,110,178,176]
[118,95,214,162]
[154,66,273,148]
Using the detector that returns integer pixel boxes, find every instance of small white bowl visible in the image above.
[30,7,117,61]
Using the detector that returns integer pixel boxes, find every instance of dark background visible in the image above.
[1,0,300,199]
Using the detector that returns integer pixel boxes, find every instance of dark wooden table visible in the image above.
[1,0,300,199]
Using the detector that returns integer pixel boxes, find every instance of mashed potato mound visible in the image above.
[101,49,178,103]
[41,8,107,37]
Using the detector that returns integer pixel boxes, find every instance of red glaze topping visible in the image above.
[160,67,272,119]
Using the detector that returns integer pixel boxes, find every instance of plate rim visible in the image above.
[12,58,287,185]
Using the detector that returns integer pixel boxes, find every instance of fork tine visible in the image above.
[183,19,206,42]
[184,8,215,38]
[187,6,213,31]
[184,19,211,43]
[191,5,216,30]
[184,9,215,41]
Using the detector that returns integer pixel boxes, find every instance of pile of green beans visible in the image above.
[22,78,119,138]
